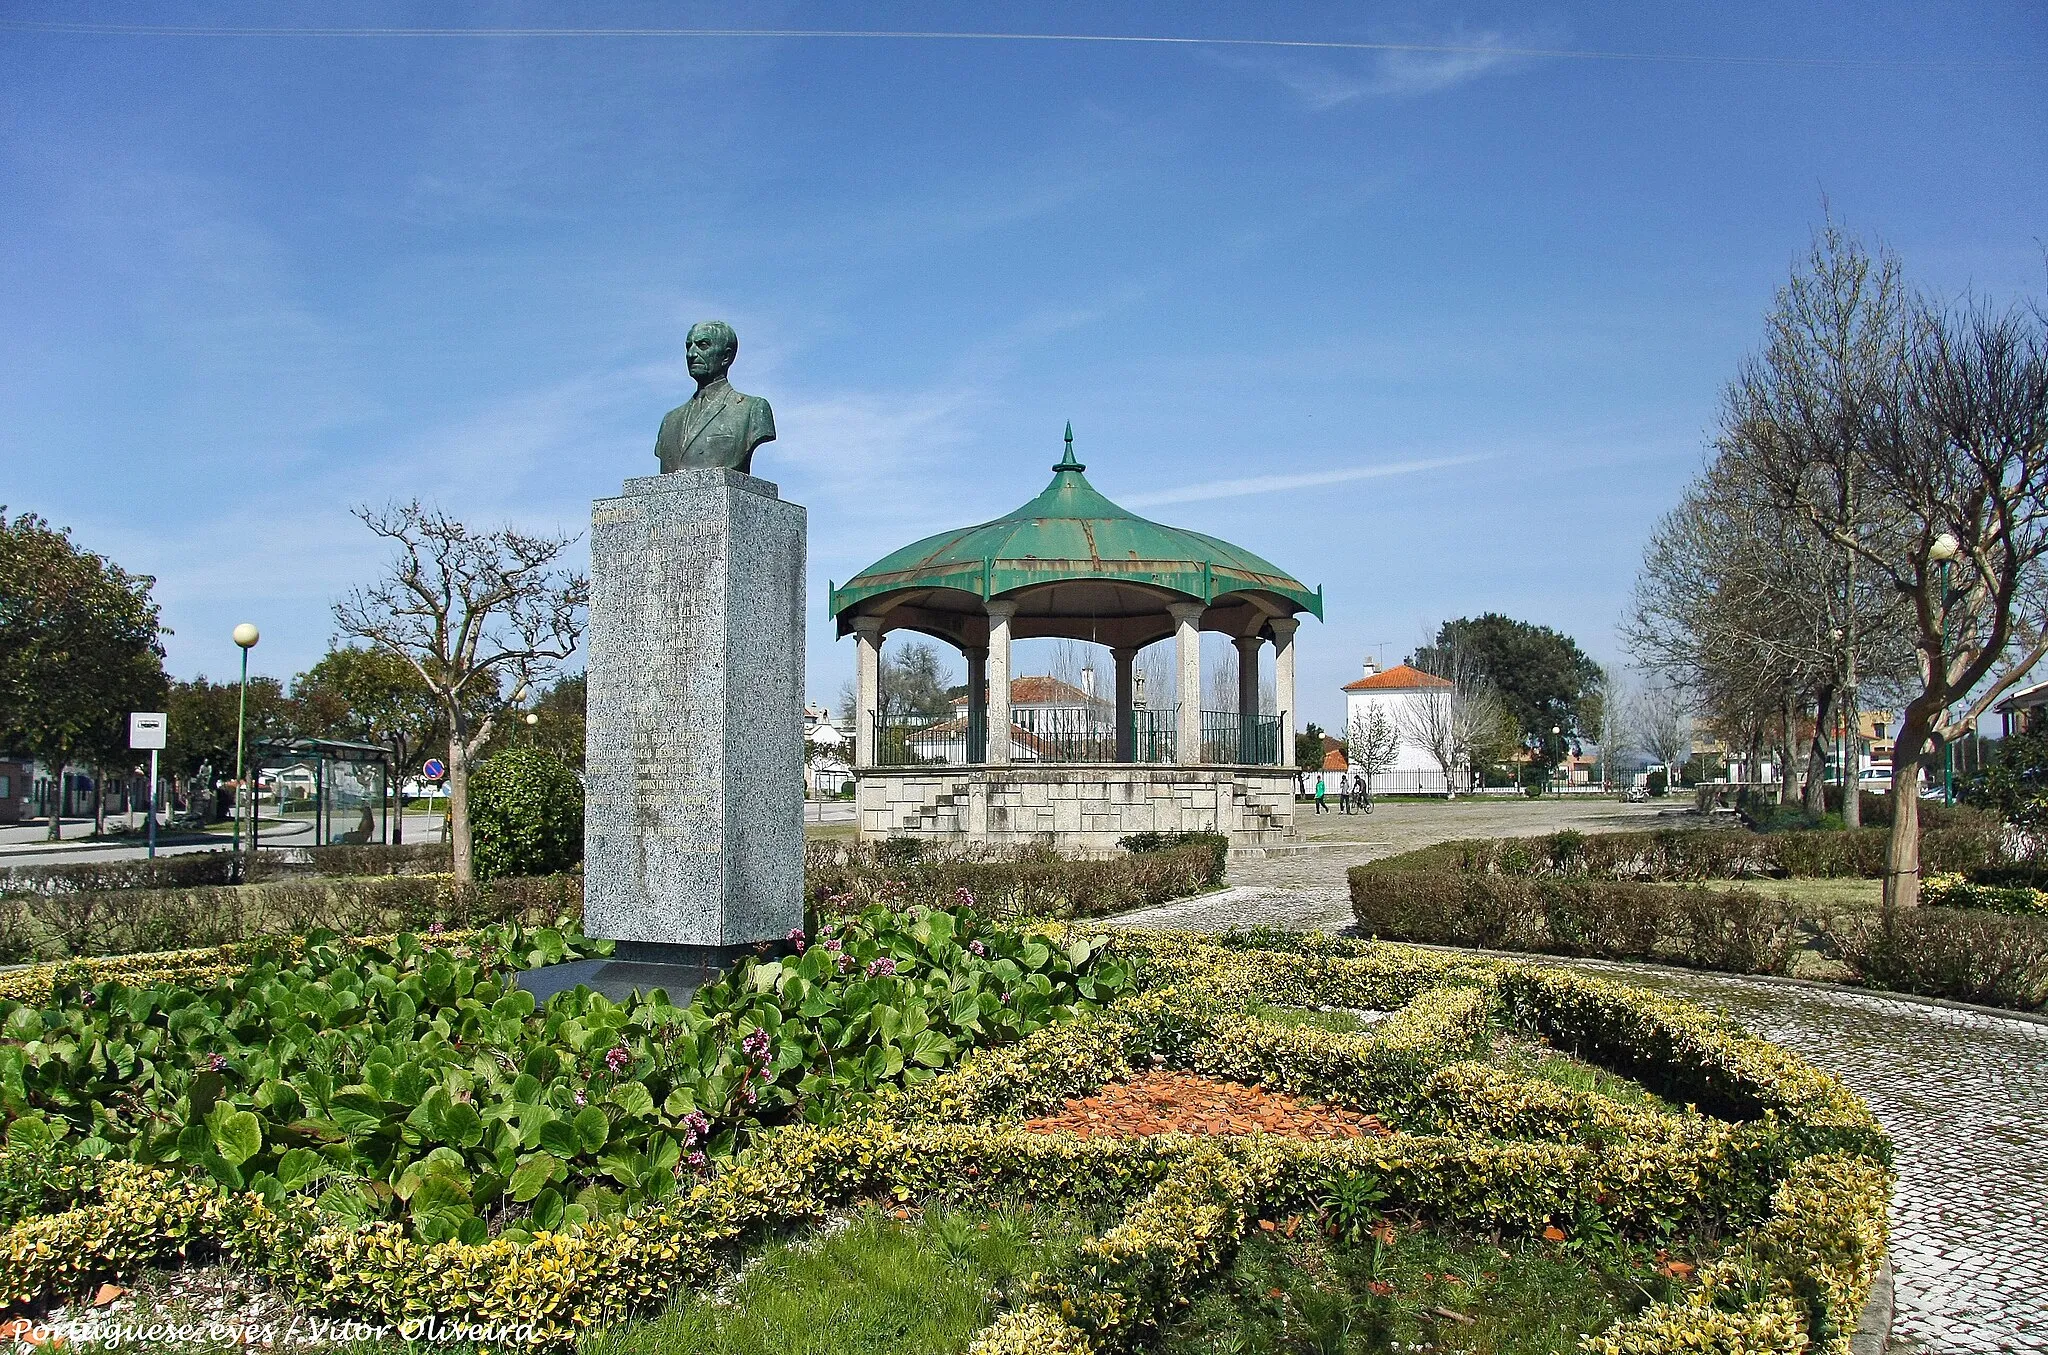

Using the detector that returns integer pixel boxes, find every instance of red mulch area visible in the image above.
[1019,1071,1391,1141]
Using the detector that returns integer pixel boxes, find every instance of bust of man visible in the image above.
[654,320,777,475]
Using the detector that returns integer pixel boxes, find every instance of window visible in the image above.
[0,775,9,798]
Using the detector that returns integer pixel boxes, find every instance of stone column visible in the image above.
[986,600,1017,765]
[853,616,883,770]
[1234,634,1263,765]
[580,468,805,963]
[963,645,989,763]
[1112,645,1138,762]
[1169,602,1206,766]
[1270,617,1299,768]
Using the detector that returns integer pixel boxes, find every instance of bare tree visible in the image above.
[1633,682,1693,780]
[1345,704,1401,797]
[333,501,587,882]
[1399,642,1504,798]
[1733,271,2048,902]
[1595,666,1636,791]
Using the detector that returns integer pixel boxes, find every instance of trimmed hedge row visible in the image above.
[805,839,1224,921]
[0,873,580,963]
[0,843,453,899]
[3,837,1222,964]
[1351,859,2048,1012]
[1365,824,2006,882]
[0,931,1889,1353]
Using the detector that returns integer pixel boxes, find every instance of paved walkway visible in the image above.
[1117,864,2048,1353]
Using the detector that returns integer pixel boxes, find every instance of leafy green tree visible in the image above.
[291,645,445,840]
[468,748,584,881]
[1416,615,1604,773]
[1294,722,1327,775]
[0,510,167,839]
[487,671,586,769]
[166,675,289,820]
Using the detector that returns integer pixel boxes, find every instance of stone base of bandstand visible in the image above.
[856,765,1297,852]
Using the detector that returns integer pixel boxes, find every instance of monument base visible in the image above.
[514,941,783,1005]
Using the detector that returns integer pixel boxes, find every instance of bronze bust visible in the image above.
[655,320,777,475]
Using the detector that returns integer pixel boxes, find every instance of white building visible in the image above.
[805,703,854,796]
[1340,659,1463,794]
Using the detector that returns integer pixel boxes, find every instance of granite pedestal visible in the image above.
[518,469,806,1004]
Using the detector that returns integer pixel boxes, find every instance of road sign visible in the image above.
[423,758,447,781]
[129,712,167,750]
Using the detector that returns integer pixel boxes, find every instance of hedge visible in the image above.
[0,931,1889,1354]
[1352,849,2048,1012]
[805,839,1224,921]
[1361,824,2007,882]
[0,873,581,963]
[0,844,454,900]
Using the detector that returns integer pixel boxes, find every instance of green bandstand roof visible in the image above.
[830,428,1322,651]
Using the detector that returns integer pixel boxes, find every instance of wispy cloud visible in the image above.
[1212,29,1536,109]
[1121,455,1485,508]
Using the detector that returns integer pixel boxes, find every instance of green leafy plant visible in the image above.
[0,905,1135,1243]
[468,748,584,882]
[1319,1169,1388,1244]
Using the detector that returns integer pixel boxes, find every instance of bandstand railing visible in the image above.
[872,708,1275,767]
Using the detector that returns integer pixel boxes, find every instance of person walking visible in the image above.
[1337,772,1352,814]
[1314,773,1328,814]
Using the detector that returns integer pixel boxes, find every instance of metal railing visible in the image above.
[872,707,1278,766]
[1202,709,1282,766]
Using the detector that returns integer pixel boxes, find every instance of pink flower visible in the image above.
[968,940,988,958]
[865,957,897,978]
[786,927,807,954]
[604,1044,631,1073]
[741,1028,772,1063]
[955,887,976,909]
[823,936,842,953]
[573,1089,587,1106]
[204,1053,229,1072]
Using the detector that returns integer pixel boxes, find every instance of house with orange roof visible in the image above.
[1339,659,1467,794]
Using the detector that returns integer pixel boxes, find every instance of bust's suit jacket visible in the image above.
[654,378,777,475]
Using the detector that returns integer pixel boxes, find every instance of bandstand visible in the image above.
[830,428,1322,849]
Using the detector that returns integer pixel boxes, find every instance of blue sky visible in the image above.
[3,4,2043,731]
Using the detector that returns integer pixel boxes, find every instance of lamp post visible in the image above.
[1550,725,1562,794]
[231,623,259,875]
[1931,533,1960,804]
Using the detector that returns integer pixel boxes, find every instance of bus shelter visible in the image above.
[252,736,396,849]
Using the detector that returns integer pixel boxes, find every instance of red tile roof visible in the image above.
[952,676,1105,708]
[1341,663,1452,693]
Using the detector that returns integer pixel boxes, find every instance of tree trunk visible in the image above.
[1883,704,1936,908]
[1883,775,1923,908]
[1777,697,1799,806]
[1804,686,1835,817]
[447,731,473,883]
[44,760,64,840]
[1840,684,1861,829]
[390,737,407,846]
[92,771,105,837]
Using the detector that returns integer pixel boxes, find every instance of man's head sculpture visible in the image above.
[685,320,739,385]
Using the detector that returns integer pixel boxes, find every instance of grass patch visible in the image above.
[1487,1034,1670,1112]
[1244,999,1384,1034]
[1160,1223,1688,1354]
[1644,876,1883,910]
[585,1204,1097,1355]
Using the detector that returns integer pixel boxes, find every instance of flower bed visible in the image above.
[0,928,1889,1354]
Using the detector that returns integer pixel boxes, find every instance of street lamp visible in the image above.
[1931,533,1960,803]
[1551,725,1562,794]
[231,623,259,873]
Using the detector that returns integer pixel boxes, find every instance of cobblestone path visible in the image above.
[1117,885,2048,1353]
